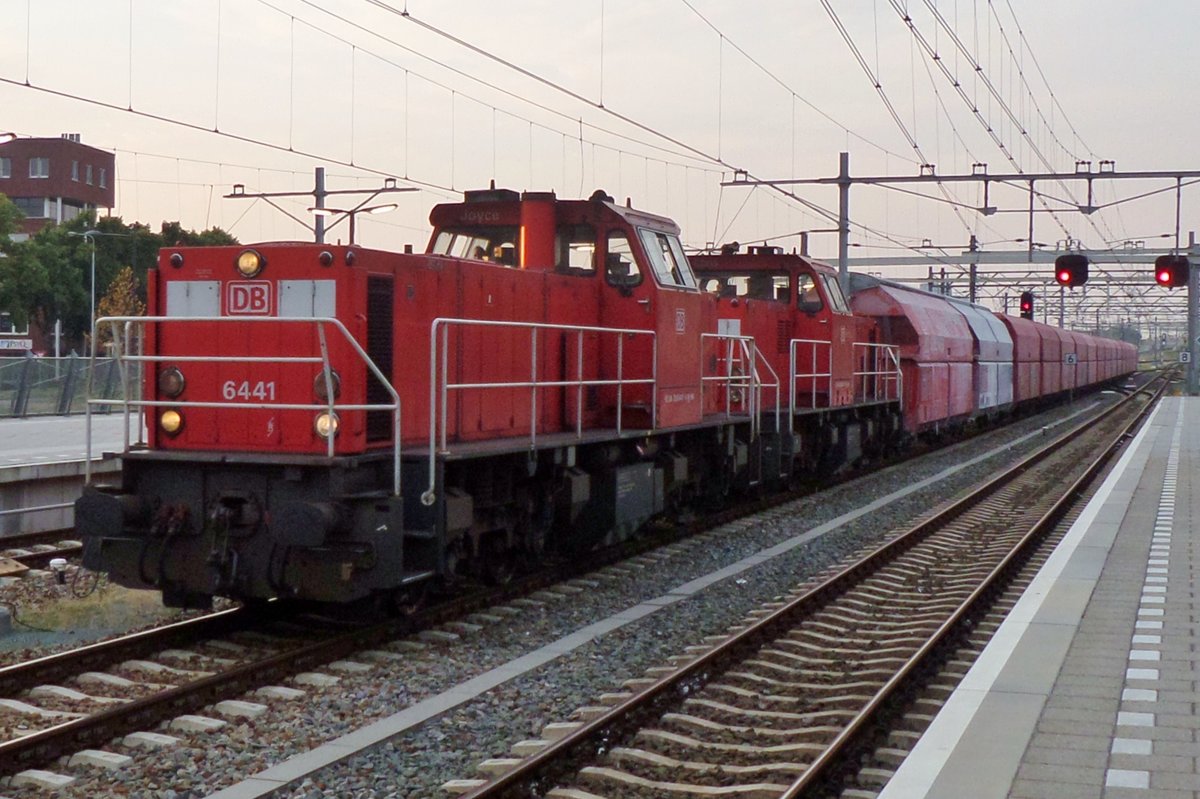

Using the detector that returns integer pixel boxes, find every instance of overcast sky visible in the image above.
[2,0,1196,271]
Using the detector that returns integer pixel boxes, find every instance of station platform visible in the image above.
[881,395,1200,798]
[0,414,136,535]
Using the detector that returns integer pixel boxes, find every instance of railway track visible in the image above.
[0,379,1154,786]
[452,376,1164,798]
[0,554,666,780]
[1,528,83,572]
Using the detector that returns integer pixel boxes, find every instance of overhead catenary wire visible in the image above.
[820,0,975,237]
[5,0,1070,272]
[909,1,1126,253]
[885,2,1079,244]
[675,0,919,165]
[377,1,964,262]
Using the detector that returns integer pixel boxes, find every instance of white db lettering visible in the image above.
[227,282,272,315]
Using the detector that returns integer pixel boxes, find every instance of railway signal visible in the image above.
[1054,254,1089,287]
[1019,291,1034,319]
[1154,254,1190,288]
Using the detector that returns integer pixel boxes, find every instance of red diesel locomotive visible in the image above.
[76,188,1136,609]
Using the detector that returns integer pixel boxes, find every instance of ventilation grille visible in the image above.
[365,276,394,441]
[776,319,792,355]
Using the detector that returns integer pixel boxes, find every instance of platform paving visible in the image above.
[880,395,1200,799]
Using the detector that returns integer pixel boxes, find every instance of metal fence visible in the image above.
[0,355,138,417]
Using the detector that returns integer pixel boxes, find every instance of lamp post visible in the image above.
[68,229,99,339]
[67,229,134,343]
[307,203,398,245]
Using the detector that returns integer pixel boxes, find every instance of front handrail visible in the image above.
[84,316,403,496]
[788,337,834,423]
[423,318,657,506]
[700,333,781,439]
[854,342,903,403]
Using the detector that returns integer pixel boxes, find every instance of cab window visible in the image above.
[638,228,697,289]
[556,224,596,273]
[702,273,787,301]
[746,273,788,302]
[820,274,851,313]
[432,226,519,266]
[797,273,824,312]
[605,232,642,287]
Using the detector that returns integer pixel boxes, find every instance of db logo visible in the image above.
[226,282,272,315]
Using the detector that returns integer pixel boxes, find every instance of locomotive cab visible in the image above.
[692,246,862,409]
[427,188,707,430]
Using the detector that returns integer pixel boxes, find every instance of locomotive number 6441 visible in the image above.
[221,380,277,401]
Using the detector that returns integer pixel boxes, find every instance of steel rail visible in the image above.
[0,528,685,778]
[8,543,82,571]
[0,607,252,698]
[0,528,76,551]
[779,373,1168,796]
[459,373,1164,799]
[0,608,393,777]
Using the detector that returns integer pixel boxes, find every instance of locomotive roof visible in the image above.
[692,248,837,275]
[429,189,681,235]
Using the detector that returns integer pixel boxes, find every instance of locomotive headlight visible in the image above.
[235,249,265,278]
[158,366,186,398]
[314,369,341,401]
[314,411,340,439]
[160,409,184,436]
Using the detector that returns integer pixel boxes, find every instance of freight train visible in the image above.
[75,188,1137,609]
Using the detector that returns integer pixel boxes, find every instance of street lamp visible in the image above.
[68,229,134,342]
[68,229,100,338]
[307,203,398,245]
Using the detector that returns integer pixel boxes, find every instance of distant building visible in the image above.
[0,133,115,238]
[0,133,115,355]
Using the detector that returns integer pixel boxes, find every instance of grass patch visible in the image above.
[16,583,185,632]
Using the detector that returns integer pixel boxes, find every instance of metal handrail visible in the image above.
[0,501,73,519]
[83,316,403,496]
[788,337,834,423]
[853,342,903,403]
[701,333,755,416]
[700,333,781,439]
[423,318,657,506]
[753,345,782,435]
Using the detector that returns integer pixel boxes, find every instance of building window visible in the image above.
[72,160,79,181]
[29,157,49,178]
[85,164,93,185]
[0,158,9,179]
[13,197,46,217]
[99,168,106,188]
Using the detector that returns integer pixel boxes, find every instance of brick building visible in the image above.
[0,134,116,355]
[0,133,116,237]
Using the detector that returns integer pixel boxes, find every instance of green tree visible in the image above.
[0,194,22,245]
[0,224,87,336]
[159,221,238,247]
[0,212,237,350]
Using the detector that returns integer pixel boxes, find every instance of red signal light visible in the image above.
[1054,253,1089,287]
[1153,255,1189,288]
[1018,290,1034,319]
